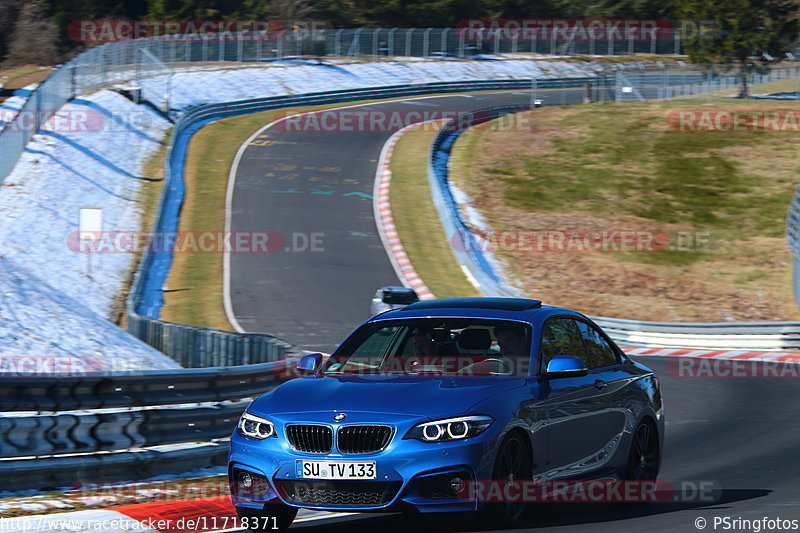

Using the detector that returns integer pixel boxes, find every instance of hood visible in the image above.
[249,374,526,420]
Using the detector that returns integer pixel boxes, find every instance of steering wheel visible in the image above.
[457,358,511,375]
[482,358,512,374]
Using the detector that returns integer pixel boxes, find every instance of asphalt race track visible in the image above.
[226,89,800,532]
[228,90,535,351]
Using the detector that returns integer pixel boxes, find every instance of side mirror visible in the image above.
[545,355,588,379]
[297,352,323,375]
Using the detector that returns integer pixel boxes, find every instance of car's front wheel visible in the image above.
[484,432,532,527]
[236,504,298,532]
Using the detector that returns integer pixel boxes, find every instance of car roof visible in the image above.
[380,286,416,293]
[369,297,579,324]
[405,297,541,311]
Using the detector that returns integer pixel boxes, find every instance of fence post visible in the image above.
[372,28,381,57]
[388,28,397,57]
[423,28,432,57]
[70,65,77,100]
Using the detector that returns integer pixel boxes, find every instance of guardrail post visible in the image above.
[423,28,432,57]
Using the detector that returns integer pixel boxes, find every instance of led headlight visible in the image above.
[404,416,493,443]
[238,412,277,440]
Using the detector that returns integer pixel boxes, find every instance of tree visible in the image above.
[0,0,26,63]
[672,0,800,97]
[5,0,59,65]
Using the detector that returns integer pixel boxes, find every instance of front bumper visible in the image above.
[228,417,499,514]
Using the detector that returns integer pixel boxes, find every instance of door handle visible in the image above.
[594,379,608,390]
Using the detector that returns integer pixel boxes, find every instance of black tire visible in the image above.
[236,504,298,532]
[483,432,532,528]
[624,419,660,481]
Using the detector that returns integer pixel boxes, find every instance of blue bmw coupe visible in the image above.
[228,298,664,530]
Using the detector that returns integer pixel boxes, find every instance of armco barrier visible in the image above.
[0,360,290,411]
[427,104,800,350]
[0,441,231,491]
[0,359,294,490]
[428,105,529,297]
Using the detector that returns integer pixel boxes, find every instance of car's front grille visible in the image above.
[279,480,401,507]
[337,425,394,454]
[286,424,333,453]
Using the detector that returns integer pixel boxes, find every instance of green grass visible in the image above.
[494,101,797,264]
[388,124,480,298]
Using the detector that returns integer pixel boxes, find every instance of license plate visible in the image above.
[297,460,376,480]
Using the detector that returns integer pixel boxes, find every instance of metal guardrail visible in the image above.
[786,195,800,309]
[0,359,295,490]
[427,97,800,351]
[594,318,800,350]
[428,105,530,297]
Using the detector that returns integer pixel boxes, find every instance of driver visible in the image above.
[494,325,527,358]
[411,328,442,357]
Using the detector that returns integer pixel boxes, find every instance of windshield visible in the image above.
[325,318,532,377]
[382,291,419,305]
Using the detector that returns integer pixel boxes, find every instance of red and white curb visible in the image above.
[623,347,800,363]
[0,497,351,532]
[373,121,443,301]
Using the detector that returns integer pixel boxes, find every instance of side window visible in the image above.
[539,318,584,373]
[575,321,618,369]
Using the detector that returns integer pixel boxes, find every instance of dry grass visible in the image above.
[450,92,800,322]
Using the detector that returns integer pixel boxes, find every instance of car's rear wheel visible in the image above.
[624,419,660,481]
[484,432,532,527]
[236,504,298,532]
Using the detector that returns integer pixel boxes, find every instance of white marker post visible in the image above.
[79,207,103,279]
